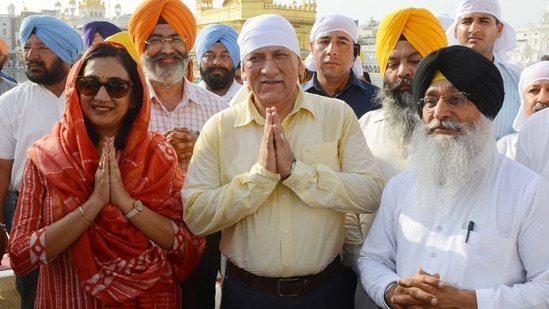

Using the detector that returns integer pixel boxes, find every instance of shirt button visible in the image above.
[431,252,437,258]
[281,194,287,199]
[436,225,443,231]
[283,229,289,234]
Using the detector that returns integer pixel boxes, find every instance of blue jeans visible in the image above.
[4,190,37,309]
[3,190,17,233]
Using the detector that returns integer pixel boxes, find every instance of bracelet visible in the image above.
[79,205,92,223]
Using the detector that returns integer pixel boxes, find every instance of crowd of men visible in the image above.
[1,0,549,307]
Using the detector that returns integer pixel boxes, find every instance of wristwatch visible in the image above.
[284,159,297,180]
[124,199,144,219]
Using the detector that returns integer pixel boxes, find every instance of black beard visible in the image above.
[25,57,68,86]
[200,66,235,91]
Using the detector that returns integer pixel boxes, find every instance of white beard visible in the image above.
[141,53,188,86]
[411,115,495,209]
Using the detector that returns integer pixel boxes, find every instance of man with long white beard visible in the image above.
[358,45,549,308]
[128,1,227,308]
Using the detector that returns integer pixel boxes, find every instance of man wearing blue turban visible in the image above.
[0,14,82,309]
[195,24,242,102]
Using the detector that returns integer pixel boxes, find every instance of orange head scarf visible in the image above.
[26,41,204,305]
[128,0,196,81]
[376,7,448,77]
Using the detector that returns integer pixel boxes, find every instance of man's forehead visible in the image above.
[315,30,352,41]
[150,24,178,36]
[425,80,457,94]
[247,46,292,55]
[459,12,497,21]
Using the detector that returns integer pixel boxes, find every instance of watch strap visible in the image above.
[124,200,143,219]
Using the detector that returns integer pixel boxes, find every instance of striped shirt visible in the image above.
[148,78,228,134]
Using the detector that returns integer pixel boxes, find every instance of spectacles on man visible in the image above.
[76,76,133,98]
[418,92,472,113]
[144,36,187,48]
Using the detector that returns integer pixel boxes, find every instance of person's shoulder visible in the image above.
[384,167,416,193]
[303,91,348,109]
[356,78,379,91]
[186,81,228,107]
[495,152,547,185]
[0,81,35,103]
[359,109,385,126]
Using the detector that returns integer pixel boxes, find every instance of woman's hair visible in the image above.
[78,42,144,150]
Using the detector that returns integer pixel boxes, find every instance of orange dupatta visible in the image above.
[27,42,204,305]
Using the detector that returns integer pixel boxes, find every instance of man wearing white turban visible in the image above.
[497,61,549,159]
[183,14,383,308]
[447,0,521,139]
[302,14,379,118]
[0,14,82,309]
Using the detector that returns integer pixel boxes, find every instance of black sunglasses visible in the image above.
[76,76,133,98]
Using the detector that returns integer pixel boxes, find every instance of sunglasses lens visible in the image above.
[77,77,131,98]
[105,81,130,98]
[77,78,100,96]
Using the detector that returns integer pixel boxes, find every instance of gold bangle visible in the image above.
[79,205,92,223]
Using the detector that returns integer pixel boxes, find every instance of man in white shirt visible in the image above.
[0,15,82,309]
[354,9,447,308]
[128,1,227,308]
[359,45,549,309]
[195,24,242,102]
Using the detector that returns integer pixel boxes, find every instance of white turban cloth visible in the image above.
[238,14,301,62]
[446,0,516,64]
[513,61,549,132]
[304,14,363,77]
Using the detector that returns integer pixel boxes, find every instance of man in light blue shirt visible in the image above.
[446,0,520,139]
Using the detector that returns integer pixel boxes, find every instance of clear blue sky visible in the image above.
[3,0,548,29]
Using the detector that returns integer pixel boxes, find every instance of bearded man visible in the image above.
[195,24,242,102]
[358,45,549,309]
[128,1,227,308]
[350,9,447,308]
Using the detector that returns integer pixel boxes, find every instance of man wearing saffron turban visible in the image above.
[128,2,227,308]
[0,14,82,309]
[356,8,447,308]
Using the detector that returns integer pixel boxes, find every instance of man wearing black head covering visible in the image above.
[358,45,549,309]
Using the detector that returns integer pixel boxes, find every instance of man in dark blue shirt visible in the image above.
[302,14,379,118]
[301,13,380,309]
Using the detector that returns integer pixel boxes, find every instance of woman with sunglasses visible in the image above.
[8,42,205,308]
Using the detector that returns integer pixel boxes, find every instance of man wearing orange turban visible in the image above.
[355,8,447,308]
[0,38,17,94]
[128,1,227,308]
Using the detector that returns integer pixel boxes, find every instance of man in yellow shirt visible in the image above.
[183,13,384,308]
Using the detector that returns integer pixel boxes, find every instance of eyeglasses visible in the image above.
[76,76,132,98]
[418,92,472,113]
[144,36,187,48]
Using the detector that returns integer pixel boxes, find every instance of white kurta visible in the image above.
[0,81,65,190]
[516,108,549,182]
[359,152,549,308]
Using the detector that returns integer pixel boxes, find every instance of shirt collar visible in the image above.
[146,78,201,108]
[304,70,368,94]
[234,86,315,127]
